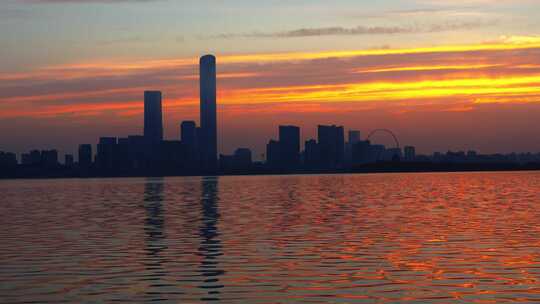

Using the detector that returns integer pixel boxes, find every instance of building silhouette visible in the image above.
[351,140,372,165]
[404,146,416,161]
[116,137,131,170]
[0,151,17,168]
[234,148,252,168]
[181,120,199,166]
[19,150,58,167]
[371,144,386,161]
[3,53,540,178]
[279,125,300,168]
[96,137,117,170]
[200,55,218,171]
[304,139,321,168]
[345,130,361,167]
[318,125,345,169]
[21,150,41,165]
[265,140,280,169]
[219,148,252,172]
[65,154,74,167]
[181,121,197,147]
[42,150,58,167]
[348,130,361,144]
[158,140,185,170]
[126,135,146,170]
[78,144,92,167]
[383,148,402,161]
[144,91,163,143]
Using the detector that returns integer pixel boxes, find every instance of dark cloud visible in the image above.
[211,20,496,39]
[388,6,481,16]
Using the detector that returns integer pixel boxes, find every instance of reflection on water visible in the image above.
[144,178,165,258]
[142,178,168,300]
[197,177,224,301]
[2,172,540,303]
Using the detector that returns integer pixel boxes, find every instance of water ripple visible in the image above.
[2,172,540,302]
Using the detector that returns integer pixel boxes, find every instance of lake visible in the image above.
[1,172,540,303]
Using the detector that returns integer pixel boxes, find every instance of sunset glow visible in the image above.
[2,0,540,155]
[3,39,540,117]
[4,2,540,302]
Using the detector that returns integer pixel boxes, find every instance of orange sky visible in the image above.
[2,37,540,157]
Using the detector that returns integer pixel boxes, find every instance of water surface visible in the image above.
[2,172,540,303]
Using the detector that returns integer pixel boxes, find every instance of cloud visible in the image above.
[349,6,490,19]
[211,20,496,39]
[3,39,540,155]
[19,0,159,3]
[2,39,540,112]
[97,36,144,46]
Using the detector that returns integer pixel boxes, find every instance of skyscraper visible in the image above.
[200,55,217,171]
[304,139,321,168]
[144,91,163,143]
[181,121,197,148]
[41,150,59,167]
[345,130,361,167]
[96,137,117,170]
[318,125,345,169]
[181,120,198,165]
[78,144,92,167]
[279,125,300,168]
[351,140,373,165]
[266,140,281,168]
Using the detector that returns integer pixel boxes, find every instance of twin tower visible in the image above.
[143,55,217,171]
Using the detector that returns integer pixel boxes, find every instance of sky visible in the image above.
[2,0,540,159]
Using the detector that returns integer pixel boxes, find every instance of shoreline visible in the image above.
[2,162,540,180]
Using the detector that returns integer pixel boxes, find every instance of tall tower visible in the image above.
[318,125,345,169]
[200,55,217,171]
[279,125,300,168]
[144,91,163,143]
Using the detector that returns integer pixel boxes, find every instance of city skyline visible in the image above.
[2,1,540,157]
[3,2,540,302]
[4,64,540,162]
[3,40,540,158]
[3,54,540,178]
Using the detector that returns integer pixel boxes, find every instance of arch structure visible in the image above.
[366,129,400,149]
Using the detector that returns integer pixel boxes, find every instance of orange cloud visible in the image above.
[2,36,540,120]
[353,64,503,74]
